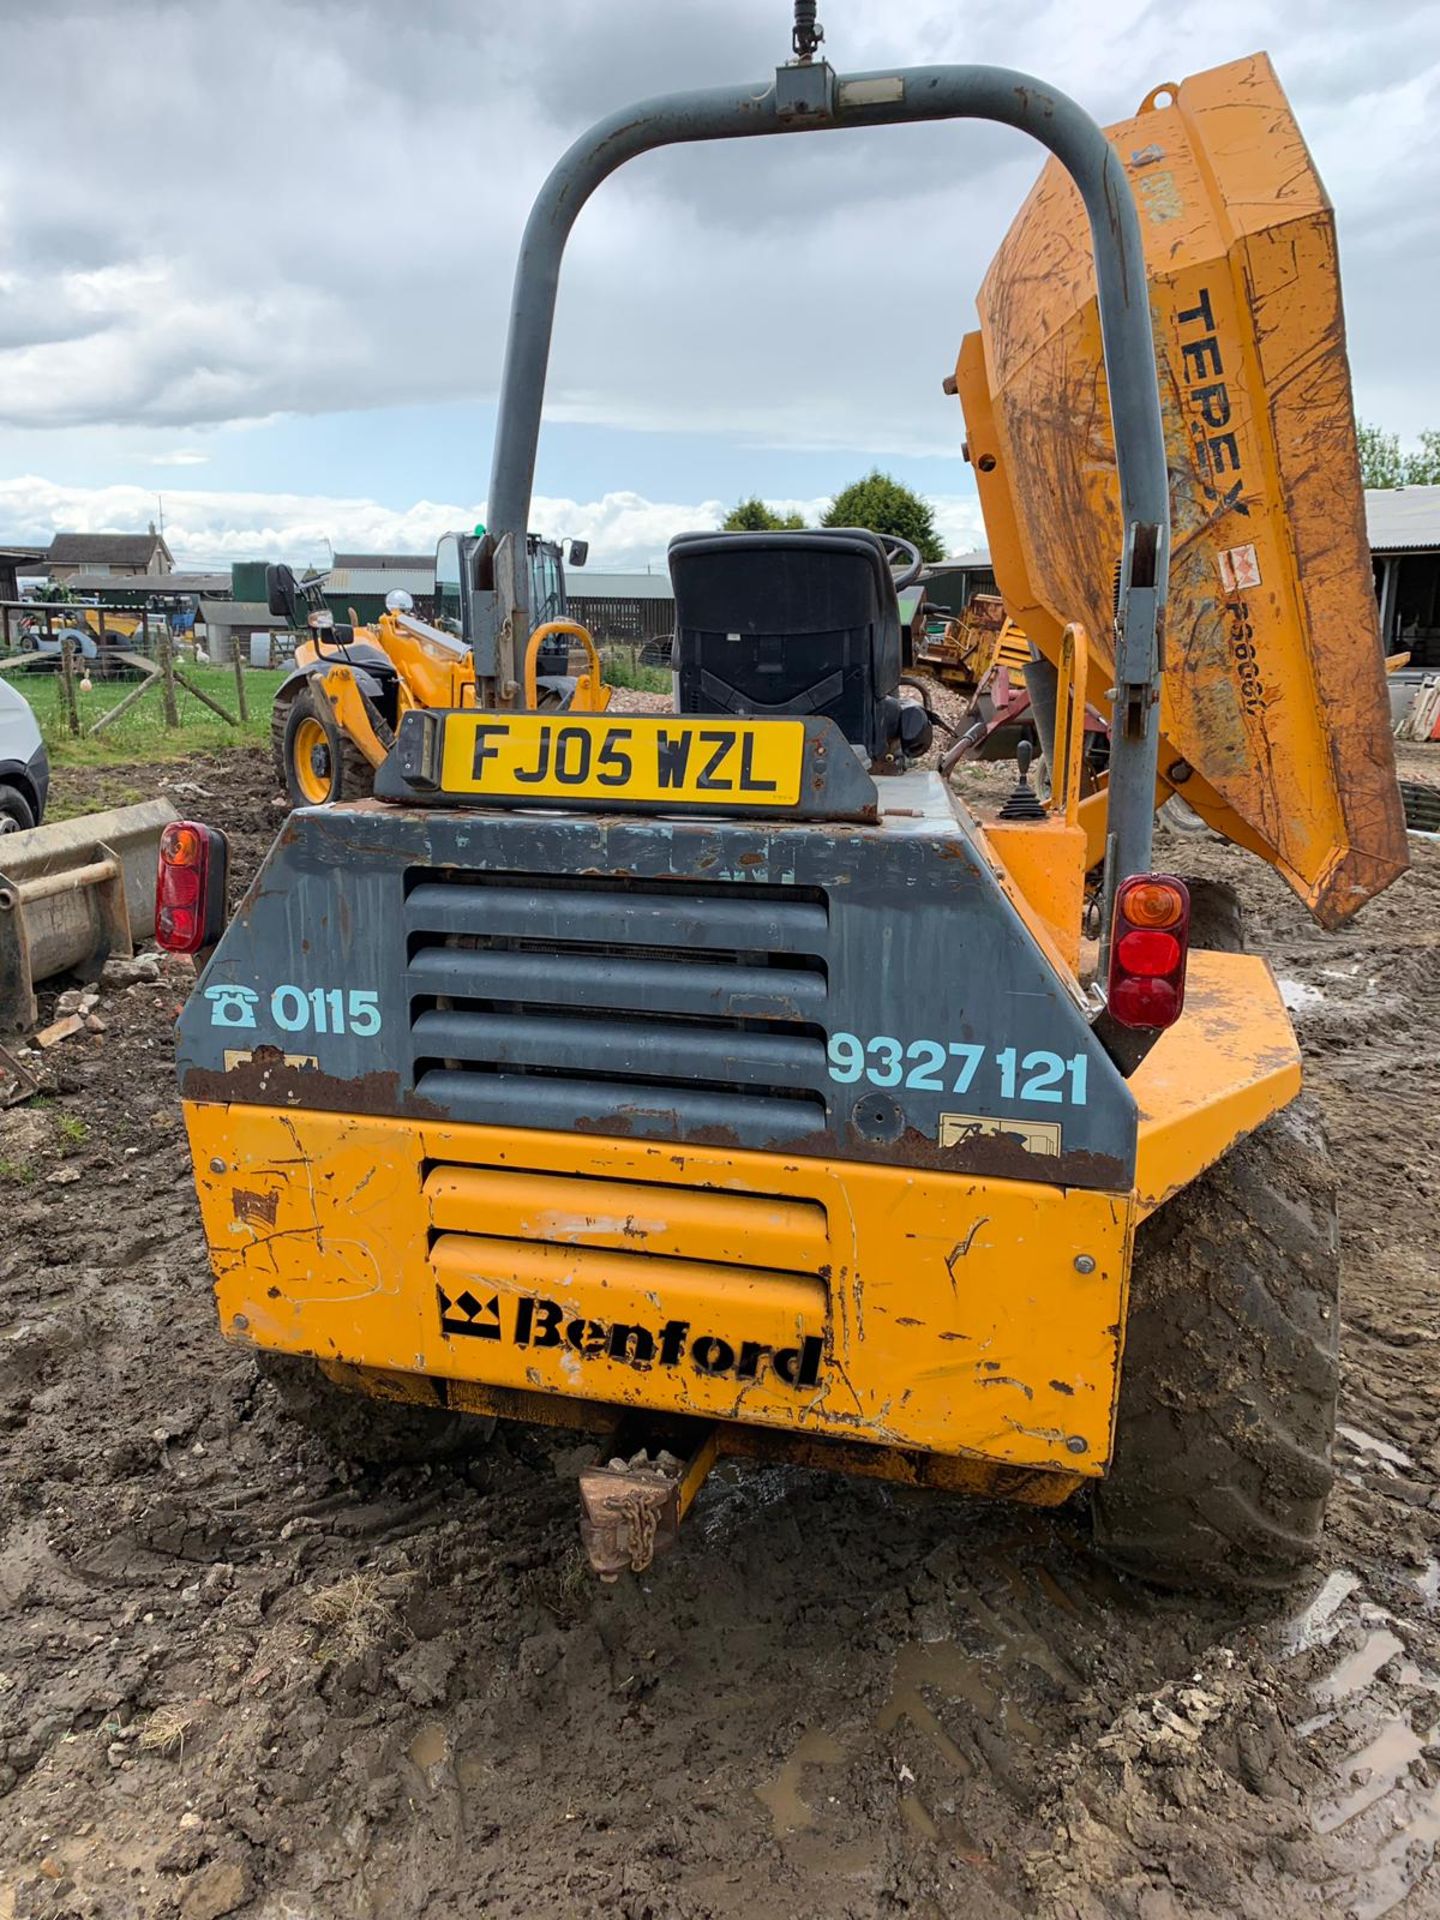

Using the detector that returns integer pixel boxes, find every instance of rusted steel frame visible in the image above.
[1,856,119,907]
[329,1363,1083,1511]
[485,59,1169,911]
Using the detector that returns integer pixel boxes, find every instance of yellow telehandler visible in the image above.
[267,531,607,808]
[165,25,1405,1591]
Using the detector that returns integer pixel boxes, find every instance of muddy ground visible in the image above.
[3,744,1440,1920]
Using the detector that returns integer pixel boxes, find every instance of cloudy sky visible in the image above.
[2,0,1437,571]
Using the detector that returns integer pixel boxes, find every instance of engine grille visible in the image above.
[404,870,831,1147]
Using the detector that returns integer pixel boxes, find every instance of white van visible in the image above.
[0,678,50,832]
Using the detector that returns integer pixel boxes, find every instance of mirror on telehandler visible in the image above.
[566,538,589,568]
[266,563,300,625]
[434,533,463,632]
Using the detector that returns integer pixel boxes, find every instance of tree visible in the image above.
[1404,429,1440,487]
[1358,421,1404,490]
[723,496,805,532]
[1356,422,1440,489]
[822,469,944,562]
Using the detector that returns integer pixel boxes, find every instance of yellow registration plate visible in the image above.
[439,714,805,806]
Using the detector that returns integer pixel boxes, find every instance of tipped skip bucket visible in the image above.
[0,797,178,1030]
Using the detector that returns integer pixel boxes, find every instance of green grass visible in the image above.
[56,1115,89,1149]
[600,646,670,694]
[2,661,286,768]
[7,648,672,786]
[0,1159,35,1185]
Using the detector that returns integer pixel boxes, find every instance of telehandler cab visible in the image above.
[169,19,1405,1590]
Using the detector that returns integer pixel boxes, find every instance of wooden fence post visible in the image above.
[156,628,181,729]
[231,639,249,723]
[59,636,81,737]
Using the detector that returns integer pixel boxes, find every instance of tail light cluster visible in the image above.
[155,821,228,955]
[1107,874,1191,1030]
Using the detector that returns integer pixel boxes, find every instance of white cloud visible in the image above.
[149,449,210,468]
[0,475,988,573]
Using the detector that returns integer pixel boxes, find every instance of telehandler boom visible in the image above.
[168,19,1403,1590]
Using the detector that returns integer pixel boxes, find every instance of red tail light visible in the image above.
[156,821,228,954]
[1107,874,1190,1030]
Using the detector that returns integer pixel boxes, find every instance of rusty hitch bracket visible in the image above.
[578,1414,721,1582]
[479,41,1170,926]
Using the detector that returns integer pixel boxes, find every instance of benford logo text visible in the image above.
[438,1286,824,1390]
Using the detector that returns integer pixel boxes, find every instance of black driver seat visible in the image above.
[667,528,903,762]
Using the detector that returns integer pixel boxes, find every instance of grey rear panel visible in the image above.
[177,774,1136,1189]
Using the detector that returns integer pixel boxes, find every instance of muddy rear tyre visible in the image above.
[1092,1096,1339,1592]
[255,1352,491,1467]
[1183,876,1246,953]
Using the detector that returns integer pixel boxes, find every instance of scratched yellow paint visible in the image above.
[1131,950,1302,1217]
[184,1105,1133,1476]
[955,53,1406,928]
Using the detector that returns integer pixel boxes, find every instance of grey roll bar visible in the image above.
[482,56,1169,906]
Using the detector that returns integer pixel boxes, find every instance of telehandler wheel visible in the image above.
[277,688,374,809]
[1093,1095,1339,1592]
[255,1352,494,1467]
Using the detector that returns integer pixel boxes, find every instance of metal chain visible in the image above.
[621,1488,661,1573]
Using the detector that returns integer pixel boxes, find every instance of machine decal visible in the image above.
[270,986,381,1037]
[1175,285,1247,513]
[938,1114,1063,1155]
[208,985,382,1037]
[438,1285,825,1389]
[827,1033,1089,1106]
[437,713,805,806]
[1217,544,1261,593]
[205,985,259,1028]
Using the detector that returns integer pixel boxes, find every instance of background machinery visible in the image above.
[268,529,602,807]
[170,28,1404,1591]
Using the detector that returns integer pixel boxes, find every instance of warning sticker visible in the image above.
[938,1114,1063,1156]
[1217,544,1262,593]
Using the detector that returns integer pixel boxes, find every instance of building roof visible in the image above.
[0,546,47,566]
[198,600,288,628]
[48,531,174,568]
[330,553,434,571]
[1366,485,1440,554]
[66,571,230,596]
[324,565,434,596]
[569,571,676,601]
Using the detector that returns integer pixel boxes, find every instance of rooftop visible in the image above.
[330,552,434,571]
[48,531,174,567]
[65,570,231,597]
[569,571,675,600]
[1366,485,1440,554]
[324,564,434,595]
[197,600,288,628]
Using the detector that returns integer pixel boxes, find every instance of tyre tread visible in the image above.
[1093,1095,1339,1591]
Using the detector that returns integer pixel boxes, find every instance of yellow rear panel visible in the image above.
[186,1104,1132,1476]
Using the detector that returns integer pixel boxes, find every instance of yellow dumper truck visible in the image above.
[165,28,1404,1590]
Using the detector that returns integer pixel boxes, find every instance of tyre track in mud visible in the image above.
[1,746,1439,1919]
